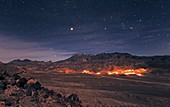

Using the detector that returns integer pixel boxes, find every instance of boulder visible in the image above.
[67,93,81,106]
[56,93,62,98]
[67,94,80,102]
[38,87,54,99]
[16,77,27,88]
[27,79,41,91]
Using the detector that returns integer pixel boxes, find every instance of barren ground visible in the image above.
[21,72,170,107]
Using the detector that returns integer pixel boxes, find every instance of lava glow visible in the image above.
[59,68,75,73]
[82,66,150,76]
[57,66,150,76]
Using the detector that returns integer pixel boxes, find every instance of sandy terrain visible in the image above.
[21,72,170,107]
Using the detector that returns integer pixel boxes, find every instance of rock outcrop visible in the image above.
[0,71,82,107]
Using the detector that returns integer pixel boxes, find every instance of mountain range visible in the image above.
[1,52,170,75]
[1,52,170,106]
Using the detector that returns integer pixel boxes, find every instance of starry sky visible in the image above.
[0,0,170,62]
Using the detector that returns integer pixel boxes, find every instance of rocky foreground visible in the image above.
[0,71,82,107]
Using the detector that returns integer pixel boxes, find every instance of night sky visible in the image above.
[0,0,170,62]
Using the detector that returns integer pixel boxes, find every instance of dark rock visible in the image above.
[16,77,27,88]
[0,76,5,80]
[39,88,53,99]
[56,93,62,98]
[27,79,41,91]
[26,88,32,96]
[67,93,81,106]
[41,88,54,96]
[0,71,82,107]
[52,93,63,103]
[7,78,16,86]
[0,81,7,90]
[33,82,41,90]
[5,100,12,106]
[1,71,8,77]
[32,91,38,97]
[43,94,49,99]
[13,74,21,80]
[31,91,38,102]
[67,94,80,102]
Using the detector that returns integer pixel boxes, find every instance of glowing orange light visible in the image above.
[59,68,75,73]
[96,72,101,75]
[82,66,149,76]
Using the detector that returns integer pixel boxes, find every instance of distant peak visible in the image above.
[0,61,3,64]
[66,52,134,62]
[72,53,92,57]
[10,59,32,62]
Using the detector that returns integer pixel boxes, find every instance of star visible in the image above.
[0,0,169,62]
[129,27,134,30]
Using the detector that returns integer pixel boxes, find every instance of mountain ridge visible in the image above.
[0,52,170,74]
